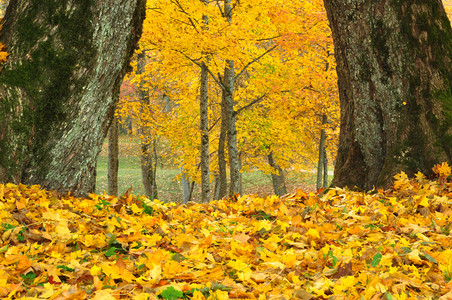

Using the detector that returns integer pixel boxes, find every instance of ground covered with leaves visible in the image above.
[0,166,451,299]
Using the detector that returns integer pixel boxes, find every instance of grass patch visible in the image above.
[96,135,333,202]
[96,154,332,202]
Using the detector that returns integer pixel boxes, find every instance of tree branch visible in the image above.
[171,0,200,33]
[174,50,226,90]
[234,93,267,116]
[215,0,225,17]
[234,45,277,81]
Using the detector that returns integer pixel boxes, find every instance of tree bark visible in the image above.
[223,0,241,196]
[268,152,287,197]
[215,92,229,200]
[0,0,145,196]
[200,61,210,203]
[199,2,210,203]
[323,147,328,188]
[323,0,452,189]
[108,116,119,196]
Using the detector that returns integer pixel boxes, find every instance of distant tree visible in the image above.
[324,0,452,189]
[0,0,146,196]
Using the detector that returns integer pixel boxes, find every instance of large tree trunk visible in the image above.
[323,0,452,189]
[108,116,119,196]
[0,0,145,196]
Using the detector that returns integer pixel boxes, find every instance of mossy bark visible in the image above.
[0,0,146,196]
[323,0,452,189]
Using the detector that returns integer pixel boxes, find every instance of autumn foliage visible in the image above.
[0,163,451,299]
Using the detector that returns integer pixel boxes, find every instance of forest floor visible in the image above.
[95,136,332,202]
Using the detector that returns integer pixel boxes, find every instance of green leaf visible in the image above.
[104,247,117,257]
[57,265,75,272]
[384,292,394,300]
[21,272,37,280]
[1,223,15,230]
[160,286,183,300]
[370,252,382,267]
[211,283,232,291]
[420,251,438,264]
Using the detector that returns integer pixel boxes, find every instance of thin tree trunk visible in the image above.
[216,93,229,200]
[238,151,243,195]
[223,0,241,195]
[200,61,210,202]
[268,152,287,197]
[323,0,452,189]
[323,147,328,188]
[0,0,145,196]
[316,114,327,190]
[181,166,194,203]
[137,50,158,199]
[199,5,210,203]
[181,167,190,204]
[108,116,119,196]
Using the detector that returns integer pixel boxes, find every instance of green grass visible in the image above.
[96,155,183,201]
[96,154,333,203]
[96,135,333,202]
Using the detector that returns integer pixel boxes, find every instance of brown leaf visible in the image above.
[293,288,314,300]
[331,262,353,279]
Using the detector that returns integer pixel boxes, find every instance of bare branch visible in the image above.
[215,0,225,17]
[234,45,277,81]
[234,93,267,116]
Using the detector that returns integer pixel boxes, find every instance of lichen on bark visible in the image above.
[323,0,452,189]
[0,0,146,196]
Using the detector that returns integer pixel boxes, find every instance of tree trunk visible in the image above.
[323,0,452,189]
[215,93,229,200]
[323,147,328,188]
[223,0,241,195]
[268,152,287,197]
[224,62,241,195]
[0,0,145,196]
[200,61,210,203]
[181,166,194,204]
[316,115,327,190]
[108,116,119,196]
[137,51,158,199]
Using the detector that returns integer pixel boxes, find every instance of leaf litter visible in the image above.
[0,163,451,299]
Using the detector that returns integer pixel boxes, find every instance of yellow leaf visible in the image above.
[407,249,423,264]
[306,228,320,239]
[0,49,8,63]
[90,265,102,276]
[92,290,116,300]
[133,293,150,300]
[131,203,143,214]
[209,289,229,300]
[418,196,429,207]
